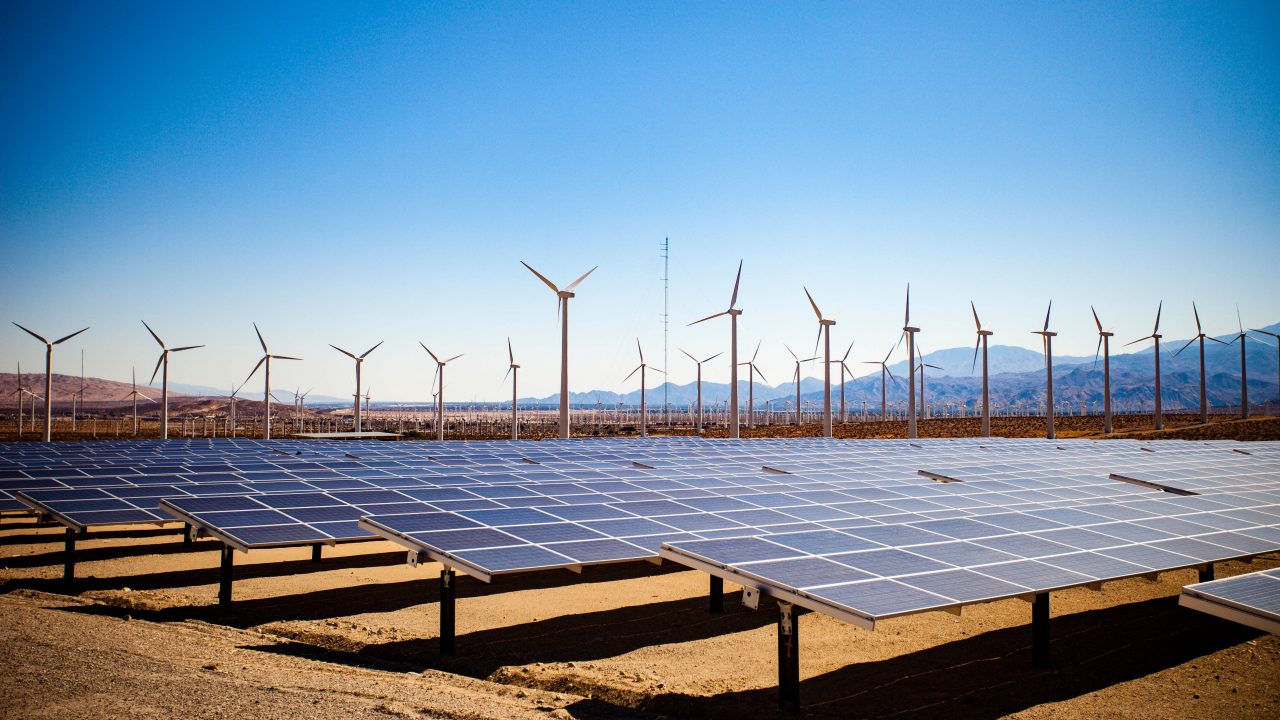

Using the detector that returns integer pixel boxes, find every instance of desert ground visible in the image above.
[1,422,1278,719]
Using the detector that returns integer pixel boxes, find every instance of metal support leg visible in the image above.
[1032,592,1050,668]
[183,522,193,547]
[1199,564,1215,583]
[439,568,456,655]
[63,527,76,583]
[777,601,801,712]
[311,543,322,563]
[219,544,234,609]
[710,575,724,613]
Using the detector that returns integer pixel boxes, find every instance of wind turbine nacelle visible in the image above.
[904,326,920,333]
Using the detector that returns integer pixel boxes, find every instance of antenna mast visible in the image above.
[661,237,670,427]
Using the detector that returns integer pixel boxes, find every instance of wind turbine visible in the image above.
[737,341,767,428]
[1031,301,1057,439]
[970,302,994,437]
[244,323,301,440]
[330,340,382,432]
[505,338,520,440]
[913,342,942,421]
[1174,303,1226,424]
[12,322,89,442]
[680,348,722,431]
[785,345,818,426]
[225,381,243,438]
[421,344,462,441]
[897,285,921,439]
[11,362,41,438]
[1226,306,1251,419]
[72,350,85,431]
[690,260,744,438]
[521,261,597,438]
[120,367,154,436]
[830,341,854,424]
[863,346,898,421]
[623,339,663,437]
[1124,301,1163,430]
[1091,307,1114,434]
[1248,327,1280,411]
[803,287,837,438]
[142,320,204,440]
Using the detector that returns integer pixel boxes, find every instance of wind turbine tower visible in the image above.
[12,322,89,442]
[1091,307,1114,434]
[690,261,744,438]
[804,288,837,438]
[1125,301,1164,430]
[1031,302,1057,440]
[970,302,994,437]
[521,261,597,438]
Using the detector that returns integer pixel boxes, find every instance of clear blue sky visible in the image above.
[2,1,1278,402]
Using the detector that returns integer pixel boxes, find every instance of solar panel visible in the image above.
[1180,567,1280,634]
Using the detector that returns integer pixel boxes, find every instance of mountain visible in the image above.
[0,373,190,405]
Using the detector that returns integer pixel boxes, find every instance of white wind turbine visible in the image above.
[120,367,155,436]
[11,361,42,438]
[142,320,204,441]
[1031,301,1057,439]
[896,285,921,439]
[505,338,520,440]
[1125,301,1165,430]
[785,345,818,426]
[225,381,244,438]
[422,344,463,441]
[737,341,768,428]
[1174,303,1226,424]
[690,260,744,438]
[863,345,898,421]
[1090,306,1115,434]
[244,323,301,440]
[12,322,89,442]
[72,350,85,431]
[1223,306,1255,419]
[913,341,942,421]
[803,287,837,438]
[830,341,854,424]
[521,261,597,438]
[623,339,663,438]
[970,302,994,437]
[680,348,722,431]
[330,340,382,432]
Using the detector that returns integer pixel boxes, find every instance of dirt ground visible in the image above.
[1,511,1277,718]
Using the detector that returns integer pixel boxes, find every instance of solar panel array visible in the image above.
[1180,567,1280,634]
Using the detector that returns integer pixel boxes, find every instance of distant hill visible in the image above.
[0,373,189,405]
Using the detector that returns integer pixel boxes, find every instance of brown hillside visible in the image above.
[0,373,190,406]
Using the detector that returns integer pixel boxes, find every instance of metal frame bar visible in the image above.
[1180,590,1280,635]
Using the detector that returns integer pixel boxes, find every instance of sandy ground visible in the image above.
[1,508,1278,719]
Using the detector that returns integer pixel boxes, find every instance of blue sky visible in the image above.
[2,1,1278,402]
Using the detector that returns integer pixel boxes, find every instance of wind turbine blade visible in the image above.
[841,340,854,362]
[503,366,512,382]
[1249,328,1280,339]
[1237,304,1244,334]
[253,322,268,353]
[1094,336,1102,366]
[508,338,514,364]
[360,340,384,358]
[751,340,762,362]
[245,356,266,383]
[52,327,89,345]
[1154,300,1162,334]
[652,367,665,374]
[753,364,768,384]
[729,259,743,309]
[886,366,899,385]
[1091,306,1102,334]
[141,320,165,348]
[623,365,641,383]
[1193,302,1201,334]
[903,283,910,327]
[444,354,464,363]
[1208,336,1231,346]
[811,326,822,360]
[924,363,942,370]
[420,342,439,363]
[680,348,697,363]
[564,265,597,291]
[1123,335,1155,347]
[12,323,47,344]
[1043,300,1052,332]
[271,355,302,361]
[972,337,980,373]
[704,351,723,363]
[688,310,729,326]
[331,344,357,360]
[521,261,560,293]
[171,345,203,352]
[971,301,981,331]
[1174,337,1196,357]
[891,331,905,355]
[149,353,165,385]
[803,287,822,321]
[785,344,798,361]
[637,338,643,363]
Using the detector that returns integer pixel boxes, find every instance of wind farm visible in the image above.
[2,4,1278,720]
